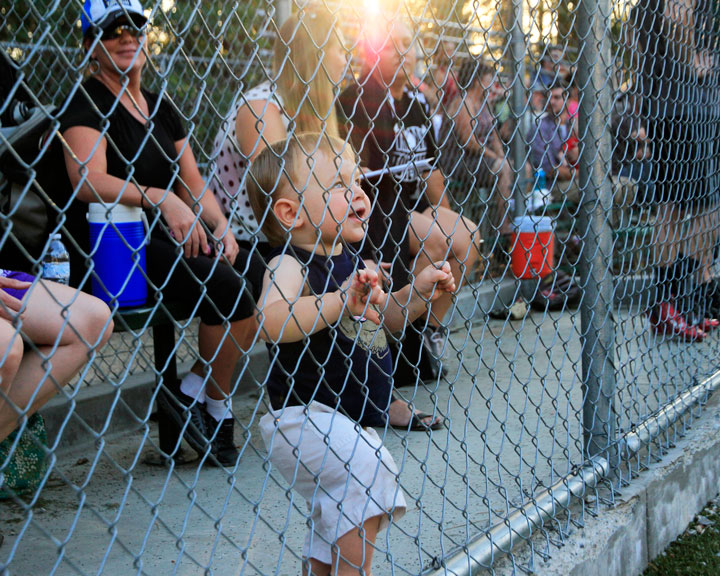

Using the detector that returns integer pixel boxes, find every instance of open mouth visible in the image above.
[350,203,368,221]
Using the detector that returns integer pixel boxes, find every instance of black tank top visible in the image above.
[265,246,393,427]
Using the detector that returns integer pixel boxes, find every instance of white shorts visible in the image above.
[259,402,406,564]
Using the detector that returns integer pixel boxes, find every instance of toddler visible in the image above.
[249,134,455,575]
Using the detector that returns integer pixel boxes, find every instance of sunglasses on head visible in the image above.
[102,23,145,40]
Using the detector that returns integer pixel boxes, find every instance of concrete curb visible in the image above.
[491,391,720,575]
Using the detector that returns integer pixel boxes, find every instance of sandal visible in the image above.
[390,411,443,431]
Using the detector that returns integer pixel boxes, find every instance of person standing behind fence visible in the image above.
[527,80,577,197]
[338,18,479,374]
[0,271,113,443]
[250,133,455,575]
[534,46,570,89]
[55,0,258,467]
[629,0,720,340]
[611,92,655,205]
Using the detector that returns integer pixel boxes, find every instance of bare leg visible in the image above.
[300,515,383,575]
[196,315,257,402]
[331,514,381,576]
[0,321,24,421]
[0,281,113,442]
[493,159,514,235]
[686,206,718,284]
[388,397,439,428]
[704,205,720,282]
[410,207,479,326]
[304,558,331,576]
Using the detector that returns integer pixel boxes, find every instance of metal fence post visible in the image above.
[510,0,526,222]
[576,0,618,468]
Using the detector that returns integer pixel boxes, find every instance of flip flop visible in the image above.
[391,411,443,431]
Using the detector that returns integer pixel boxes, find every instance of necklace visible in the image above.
[97,74,149,122]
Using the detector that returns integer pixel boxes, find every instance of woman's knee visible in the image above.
[73,294,113,347]
[200,313,257,349]
[198,265,257,324]
[229,315,259,350]
[437,210,476,260]
[416,229,450,261]
[0,334,24,387]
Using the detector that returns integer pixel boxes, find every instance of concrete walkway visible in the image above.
[1,279,717,575]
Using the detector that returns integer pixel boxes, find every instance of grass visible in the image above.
[644,493,720,575]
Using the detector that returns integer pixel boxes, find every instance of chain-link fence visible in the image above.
[1,0,719,573]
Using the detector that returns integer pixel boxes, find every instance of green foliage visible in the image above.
[644,495,720,576]
[1,0,274,160]
[143,0,274,158]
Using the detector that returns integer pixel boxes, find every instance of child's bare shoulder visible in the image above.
[267,252,301,270]
[262,251,309,300]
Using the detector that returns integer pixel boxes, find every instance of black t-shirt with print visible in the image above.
[339,75,437,285]
[265,246,393,428]
[55,77,186,285]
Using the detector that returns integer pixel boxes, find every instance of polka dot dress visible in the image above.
[211,81,288,243]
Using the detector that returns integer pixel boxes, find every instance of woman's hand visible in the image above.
[158,193,210,259]
[0,277,30,322]
[414,261,456,303]
[212,222,240,265]
[341,269,385,325]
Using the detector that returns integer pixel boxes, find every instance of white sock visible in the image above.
[180,372,206,403]
[205,396,233,422]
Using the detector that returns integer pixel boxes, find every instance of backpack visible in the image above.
[0,112,58,271]
[0,53,59,270]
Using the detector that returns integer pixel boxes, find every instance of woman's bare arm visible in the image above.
[174,139,239,263]
[62,125,206,258]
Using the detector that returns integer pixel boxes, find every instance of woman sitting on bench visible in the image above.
[55,0,258,467]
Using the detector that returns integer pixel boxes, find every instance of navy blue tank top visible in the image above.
[265,246,393,427]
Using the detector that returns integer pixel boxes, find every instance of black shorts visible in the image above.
[358,202,412,289]
[146,236,256,325]
[235,239,272,302]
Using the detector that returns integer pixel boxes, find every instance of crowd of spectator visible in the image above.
[1,0,719,571]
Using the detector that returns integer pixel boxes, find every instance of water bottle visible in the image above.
[42,234,70,285]
[528,168,550,214]
[536,168,547,191]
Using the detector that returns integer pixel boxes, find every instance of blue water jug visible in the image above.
[88,203,148,308]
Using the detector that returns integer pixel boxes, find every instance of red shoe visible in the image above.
[677,295,720,332]
[647,301,707,342]
[698,317,720,332]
